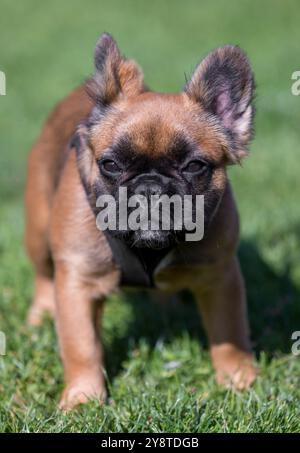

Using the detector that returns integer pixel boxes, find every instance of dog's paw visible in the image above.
[212,344,257,390]
[216,362,257,390]
[59,379,106,411]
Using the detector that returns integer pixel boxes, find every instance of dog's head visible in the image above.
[76,33,255,249]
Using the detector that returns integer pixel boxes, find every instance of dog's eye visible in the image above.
[183,160,207,174]
[100,159,121,175]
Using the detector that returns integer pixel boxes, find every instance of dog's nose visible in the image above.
[134,182,162,198]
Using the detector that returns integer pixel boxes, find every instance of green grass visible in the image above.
[0,0,300,433]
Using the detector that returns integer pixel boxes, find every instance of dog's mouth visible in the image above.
[107,228,180,250]
[129,229,180,249]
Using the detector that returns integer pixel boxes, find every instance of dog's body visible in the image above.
[25,34,256,410]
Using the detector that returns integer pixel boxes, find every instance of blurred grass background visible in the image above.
[0,0,300,432]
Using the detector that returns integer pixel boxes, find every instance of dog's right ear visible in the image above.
[86,33,145,106]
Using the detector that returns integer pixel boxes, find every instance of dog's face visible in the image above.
[76,33,255,249]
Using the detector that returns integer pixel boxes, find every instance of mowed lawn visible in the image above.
[0,0,300,432]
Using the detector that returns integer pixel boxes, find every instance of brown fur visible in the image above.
[25,34,257,410]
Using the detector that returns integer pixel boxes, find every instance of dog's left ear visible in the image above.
[185,45,255,161]
[87,33,145,106]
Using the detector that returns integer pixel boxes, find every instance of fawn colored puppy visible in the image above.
[25,33,256,410]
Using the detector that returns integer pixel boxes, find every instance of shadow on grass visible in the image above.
[240,239,300,355]
[104,238,300,379]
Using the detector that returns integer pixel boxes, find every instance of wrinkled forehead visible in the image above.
[90,92,229,161]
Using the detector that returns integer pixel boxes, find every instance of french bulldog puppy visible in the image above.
[25,33,257,410]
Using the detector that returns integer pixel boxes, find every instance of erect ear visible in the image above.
[185,45,255,161]
[86,33,145,106]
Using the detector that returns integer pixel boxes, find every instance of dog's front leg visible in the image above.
[195,256,257,389]
[55,261,106,411]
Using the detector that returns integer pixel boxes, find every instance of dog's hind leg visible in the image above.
[24,148,56,326]
[27,274,55,326]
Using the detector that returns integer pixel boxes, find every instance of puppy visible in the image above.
[25,33,257,410]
